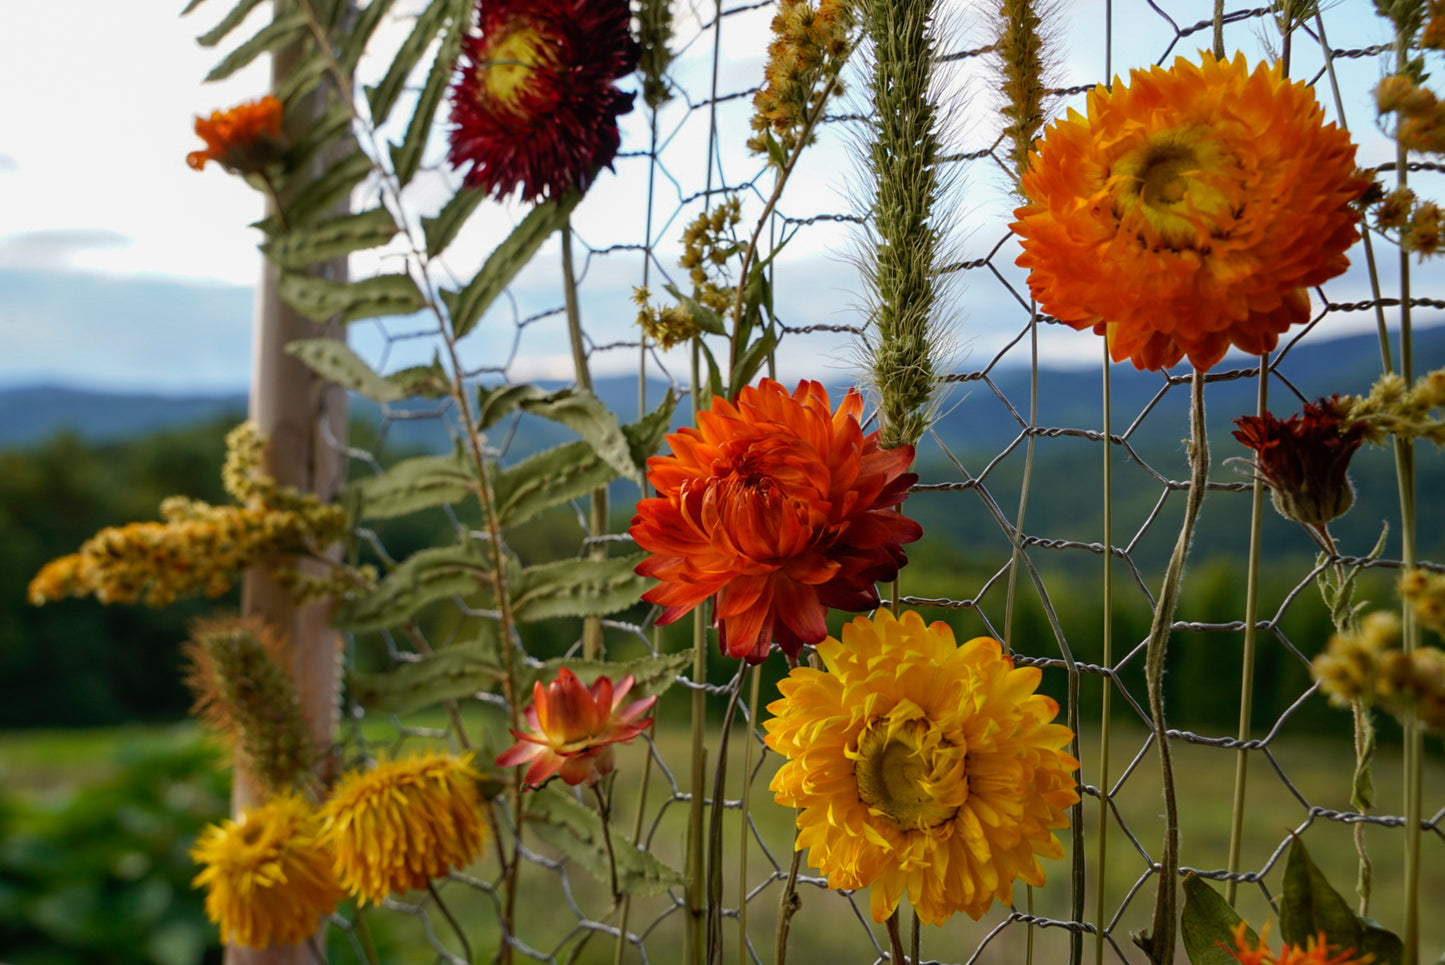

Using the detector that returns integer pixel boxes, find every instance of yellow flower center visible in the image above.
[1108,128,1234,249]
[852,704,967,831]
[481,24,553,110]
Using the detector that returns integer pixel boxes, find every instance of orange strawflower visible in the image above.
[1012,52,1368,371]
[496,668,656,786]
[630,378,922,664]
[187,96,285,173]
[1225,922,1374,964]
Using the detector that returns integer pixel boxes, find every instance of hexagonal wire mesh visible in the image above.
[319,0,1445,962]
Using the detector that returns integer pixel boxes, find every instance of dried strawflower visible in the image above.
[187,96,285,174]
[446,0,639,200]
[764,608,1079,923]
[1225,922,1374,964]
[190,793,344,949]
[1012,52,1368,371]
[320,752,488,905]
[496,668,656,786]
[630,378,921,663]
[1231,396,1366,528]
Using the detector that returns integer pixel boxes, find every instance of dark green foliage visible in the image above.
[0,740,229,965]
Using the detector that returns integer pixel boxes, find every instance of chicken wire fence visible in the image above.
[315,0,1445,962]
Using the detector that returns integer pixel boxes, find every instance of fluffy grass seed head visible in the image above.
[320,752,488,905]
[1312,610,1400,707]
[190,792,345,949]
[764,608,1080,924]
[183,617,313,794]
[1338,367,1445,447]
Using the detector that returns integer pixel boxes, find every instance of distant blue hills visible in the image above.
[3,323,1442,454]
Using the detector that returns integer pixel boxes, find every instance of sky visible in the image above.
[0,0,1437,395]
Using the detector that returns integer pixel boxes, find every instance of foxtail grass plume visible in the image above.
[496,668,656,786]
[320,752,488,904]
[446,0,639,200]
[630,379,921,663]
[764,608,1079,923]
[184,617,313,794]
[190,792,345,949]
[993,0,1053,184]
[1013,53,1369,371]
[858,0,950,449]
[187,96,285,174]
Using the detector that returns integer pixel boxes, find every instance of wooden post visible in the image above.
[228,2,351,962]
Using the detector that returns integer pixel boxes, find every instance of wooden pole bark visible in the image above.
[227,2,351,962]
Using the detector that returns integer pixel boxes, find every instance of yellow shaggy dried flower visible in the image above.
[748,0,855,158]
[320,752,488,905]
[764,608,1079,924]
[190,793,345,949]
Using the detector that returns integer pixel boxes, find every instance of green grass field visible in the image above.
[1,719,1440,964]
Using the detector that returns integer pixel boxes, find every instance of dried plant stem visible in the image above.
[886,908,907,964]
[561,220,607,660]
[738,667,762,965]
[1225,355,1269,905]
[1352,698,1376,914]
[705,671,745,965]
[1093,344,1114,965]
[774,838,804,965]
[1138,371,1207,965]
[591,783,621,899]
[1004,311,1040,647]
[686,344,709,965]
[427,881,473,964]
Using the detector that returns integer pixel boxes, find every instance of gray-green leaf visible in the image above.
[335,544,492,633]
[1181,875,1255,965]
[348,632,504,715]
[526,786,685,896]
[348,453,475,520]
[205,10,307,82]
[262,207,398,269]
[512,556,651,623]
[278,272,427,324]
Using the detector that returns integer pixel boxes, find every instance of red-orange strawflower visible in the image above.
[1225,922,1374,965]
[1012,52,1369,372]
[629,378,922,664]
[187,96,285,174]
[1232,395,1366,527]
[446,0,639,200]
[496,668,656,787]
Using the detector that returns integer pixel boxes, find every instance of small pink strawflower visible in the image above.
[497,668,656,787]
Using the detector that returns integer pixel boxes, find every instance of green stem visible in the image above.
[592,782,620,899]
[686,343,708,965]
[886,908,907,965]
[1139,371,1208,965]
[1225,354,1269,905]
[1352,698,1376,915]
[352,902,381,965]
[739,667,762,965]
[1004,306,1041,647]
[706,672,745,965]
[1094,343,1114,965]
[427,880,473,964]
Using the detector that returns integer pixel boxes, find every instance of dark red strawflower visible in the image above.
[1232,395,1367,527]
[446,0,639,201]
[629,379,922,664]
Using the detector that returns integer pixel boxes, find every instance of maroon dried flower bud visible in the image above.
[1232,395,1367,526]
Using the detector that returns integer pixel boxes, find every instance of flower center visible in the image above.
[852,708,966,831]
[480,24,554,110]
[1108,129,1234,248]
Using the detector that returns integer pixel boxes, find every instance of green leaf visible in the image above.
[1181,876,1255,965]
[442,191,582,339]
[335,545,493,633]
[181,0,212,15]
[196,0,267,47]
[364,0,449,126]
[288,339,449,402]
[698,341,724,403]
[627,388,678,466]
[729,325,780,398]
[516,387,638,484]
[522,651,690,704]
[422,187,487,258]
[278,272,427,324]
[283,149,372,227]
[262,207,398,269]
[1278,838,1362,947]
[661,283,726,336]
[511,556,652,622]
[205,10,308,82]
[388,15,463,186]
[763,128,787,169]
[492,439,617,528]
[526,787,685,896]
[348,453,475,520]
[1358,919,1404,965]
[284,100,355,170]
[338,0,398,72]
[274,51,332,104]
[348,632,504,715]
